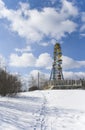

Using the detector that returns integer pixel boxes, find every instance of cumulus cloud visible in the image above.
[9,52,53,69]
[9,53,36,67]
[36,53,53,69]
[9,52,85,71]
[63,71,85,80]
[61,0,78,17]
[62,55,85,70]
[0,0,78,43]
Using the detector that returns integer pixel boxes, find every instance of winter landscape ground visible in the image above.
[0,90,85,130]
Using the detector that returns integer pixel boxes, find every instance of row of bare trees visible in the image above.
[0,69,22,96]
[0,67,49,96]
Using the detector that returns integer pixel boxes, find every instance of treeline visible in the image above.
[0,68,22,96]
[0,68,49,96]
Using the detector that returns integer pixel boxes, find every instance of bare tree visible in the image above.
[0,69,22,96]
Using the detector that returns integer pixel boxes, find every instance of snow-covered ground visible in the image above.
[0,90,85,130]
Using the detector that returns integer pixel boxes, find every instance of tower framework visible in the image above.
[50,43,64,84]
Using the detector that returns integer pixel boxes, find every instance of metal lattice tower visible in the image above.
[50,43,64,84]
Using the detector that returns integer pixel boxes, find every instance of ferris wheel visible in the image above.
[50,43,64,81]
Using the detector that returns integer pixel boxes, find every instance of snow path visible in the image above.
[0,90,85,130]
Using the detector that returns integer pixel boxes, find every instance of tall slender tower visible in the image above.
[50,43,64,85]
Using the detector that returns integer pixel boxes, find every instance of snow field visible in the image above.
[0,90,85,130]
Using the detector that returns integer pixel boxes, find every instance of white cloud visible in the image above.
[9,52,85,71]
[61,0,78,17]
[36,53,53,69]
[0,0,78,43]
[15,45,32,53]
[9,52,53,69]
[63,71,85,79]
[9,53,36,67]
[62,55,85,70]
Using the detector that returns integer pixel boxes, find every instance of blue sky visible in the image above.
[0,0,85,79]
